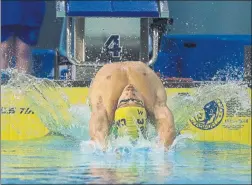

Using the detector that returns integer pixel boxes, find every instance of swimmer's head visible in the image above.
[114,106,147,140]
[117,84,144,108]
[113,85,147,140]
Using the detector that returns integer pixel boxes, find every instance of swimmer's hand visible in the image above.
[89,140,107,153]
[91,138,108,152]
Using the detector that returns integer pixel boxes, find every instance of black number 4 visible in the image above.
[103,35,122,58]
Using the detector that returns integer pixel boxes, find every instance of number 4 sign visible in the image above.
[102,35,123,59]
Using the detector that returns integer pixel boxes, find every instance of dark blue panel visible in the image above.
[21,1,46,27]
[112,1,159,17]
[66,0,159,17]
[155,52,181,77]
[67,1,113,17]
[1,1,22,26]
[1,1,45,27]
[31,49,55,79]
[154,35,251,81]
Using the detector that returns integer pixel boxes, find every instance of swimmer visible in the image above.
[88,61,175,150]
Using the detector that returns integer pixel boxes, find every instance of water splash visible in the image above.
[168,66,251,133]
[1,66,251,153]
[1,69,89,139]
[212,64,245,81]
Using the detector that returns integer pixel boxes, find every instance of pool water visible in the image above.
[1,135,251,184]
[1,70,251,184]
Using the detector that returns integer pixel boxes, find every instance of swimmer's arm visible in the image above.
[89,109,110,151]
[154,104,176,149]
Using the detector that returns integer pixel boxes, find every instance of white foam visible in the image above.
[2,67,250,154]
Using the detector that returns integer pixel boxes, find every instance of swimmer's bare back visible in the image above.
[89,61,166,122]
[88,61,175,150]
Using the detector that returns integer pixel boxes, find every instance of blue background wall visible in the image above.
[30,1,251,80]
[154,1,251,80]
[168,1,251,35]
[36,1,251,49]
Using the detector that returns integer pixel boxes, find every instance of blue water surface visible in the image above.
[1,136,251,184]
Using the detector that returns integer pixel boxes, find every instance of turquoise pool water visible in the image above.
[1,136,251,184]
[1,71,251,184]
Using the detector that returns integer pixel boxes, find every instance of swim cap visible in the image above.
[113,106,147,140]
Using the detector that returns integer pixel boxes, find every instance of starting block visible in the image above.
[56,0,173,80]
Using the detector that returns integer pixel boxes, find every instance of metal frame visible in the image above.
[244,45,252,84]
[66,17,105,67]
[56,0,66,18]
[140,18,150,63]
[65,17,160,67]
[148,27,159,66]
[54,49,59,80]
[158,0,170,18]
[55,0,170,81]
